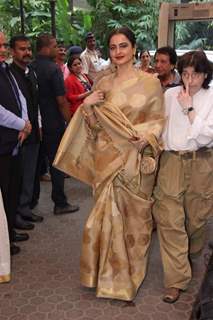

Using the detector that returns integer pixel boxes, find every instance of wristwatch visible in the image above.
[188,107,194,113]
[183,106,194,115]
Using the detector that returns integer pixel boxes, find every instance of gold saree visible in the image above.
[54,70,164,300]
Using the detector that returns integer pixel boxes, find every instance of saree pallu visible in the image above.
[0,190,11,283]
[54,70,164,300]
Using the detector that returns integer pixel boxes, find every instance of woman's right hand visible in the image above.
[83,90,105,111]
[130,135,148,152]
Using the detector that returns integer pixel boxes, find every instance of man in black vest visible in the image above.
[32,33,79,215]
[0,32,31,255]
[10,35,43,230]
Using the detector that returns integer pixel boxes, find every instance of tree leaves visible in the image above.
[0,0,212,52]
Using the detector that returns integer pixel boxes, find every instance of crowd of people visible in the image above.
[0,26,213,306]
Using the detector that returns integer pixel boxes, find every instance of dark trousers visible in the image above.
[43,131,67,207]
[0,154,21,241]
[17,143,40,217]
[31,141,48,207]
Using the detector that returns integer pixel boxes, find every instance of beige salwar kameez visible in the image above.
[0,189,11,283]
[54,70,164,300]
[153,85,213,290]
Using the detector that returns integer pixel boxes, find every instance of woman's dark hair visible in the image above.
[67,55,81,69]
[177,50,213,89]
[107,26,136,47]
[139,49,151,59]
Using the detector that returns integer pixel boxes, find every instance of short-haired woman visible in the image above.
[153,50,213,304]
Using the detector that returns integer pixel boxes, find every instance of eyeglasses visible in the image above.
[182,71,203,80]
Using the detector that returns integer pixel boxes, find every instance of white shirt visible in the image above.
[163,86,213,151]
[80,48,104,81]
[99,57,110,70]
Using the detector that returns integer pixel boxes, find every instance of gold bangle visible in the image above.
[82,109,94,118]
[86,112,94,117]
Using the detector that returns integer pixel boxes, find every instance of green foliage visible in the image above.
[56,0,74,43]
[85,0,167,54]
[0,0,212,51]
[0,0,51,38]
[175,21,213,50]
[69,10,93,45]
[0,0,88,45]
[86,0,213,54]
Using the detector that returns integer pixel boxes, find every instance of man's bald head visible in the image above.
[0,32,5,39]
[0,32,8,63]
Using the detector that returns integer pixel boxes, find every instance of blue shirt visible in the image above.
[0,69,29,155]
[0,73,28,130]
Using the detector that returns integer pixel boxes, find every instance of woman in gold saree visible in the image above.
[54,27,164,301]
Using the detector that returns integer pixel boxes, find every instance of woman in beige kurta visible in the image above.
[54,27,164,301]
[0,189,11,283]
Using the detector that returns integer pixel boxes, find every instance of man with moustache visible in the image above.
[0,32,31,255]
[9,35,43,230]
[32,33,79,215]
[55,42,69,80]
[154,46,180,92]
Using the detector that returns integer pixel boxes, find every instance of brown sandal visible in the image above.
[163,287,180,304]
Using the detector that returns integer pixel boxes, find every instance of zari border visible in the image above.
[0,274,11,283]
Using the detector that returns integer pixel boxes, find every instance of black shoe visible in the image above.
[22,213,44,223]
[15,215,35,230]
[10,243,20,255]
[54,204,79,215]
[12,231,29,242]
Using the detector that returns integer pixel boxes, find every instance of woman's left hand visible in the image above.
[130,135,148,152]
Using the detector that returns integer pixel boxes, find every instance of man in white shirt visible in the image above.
[80,32,106,82]
[153,51,213,304]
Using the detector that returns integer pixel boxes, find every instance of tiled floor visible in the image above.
[0,178,212,320]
